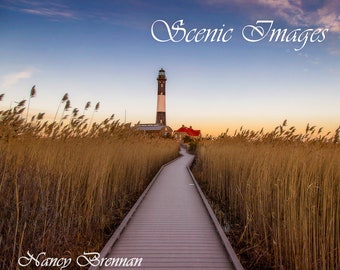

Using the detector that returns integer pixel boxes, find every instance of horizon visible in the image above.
[1,0,339,136]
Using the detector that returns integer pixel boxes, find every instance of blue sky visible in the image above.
[1,0,339,135]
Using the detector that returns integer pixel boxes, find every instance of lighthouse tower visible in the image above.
[156,68,167,125]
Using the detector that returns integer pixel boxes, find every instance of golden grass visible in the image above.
[194,122,339,269]
[0,97,179,269]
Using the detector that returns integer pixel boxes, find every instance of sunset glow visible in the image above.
[1,0,339,136]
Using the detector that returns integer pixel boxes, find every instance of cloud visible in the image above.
[20,7,77,19]
[1,68,37,89]
[201,0,340,34]
[1,0,146,28]
[316,5,340,33]
[1,0,79,20]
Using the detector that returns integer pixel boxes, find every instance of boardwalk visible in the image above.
[90,147,243,269]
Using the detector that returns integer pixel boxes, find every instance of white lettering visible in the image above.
[76,252,143,267]
[151,19,328,51]
[151,19,186,42]
[17,251,71,270]
[242,20,329,51]
[242,20,273,42]
[151,19,233,43]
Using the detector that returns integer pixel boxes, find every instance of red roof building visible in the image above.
[174,125,201,140]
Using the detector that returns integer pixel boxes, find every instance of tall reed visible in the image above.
[0,97,179,269]
[194,122,339,269]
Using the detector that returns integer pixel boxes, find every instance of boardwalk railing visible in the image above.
[187,168,244,270]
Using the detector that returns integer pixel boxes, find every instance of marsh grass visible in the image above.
[0,95,178,269]
[194,121,339,269]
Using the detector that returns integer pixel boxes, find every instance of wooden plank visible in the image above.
[90,147,243,270]
[187,168,245,270]
[88,155,183,264]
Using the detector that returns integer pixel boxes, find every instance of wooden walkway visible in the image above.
[89,147,243,269]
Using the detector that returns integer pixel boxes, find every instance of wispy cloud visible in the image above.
[1,0,149,28]
[201,0,340,34]
[1,68,37,89]
[1,0,79,20]
[20,7,77,19]
[316,5,340,33]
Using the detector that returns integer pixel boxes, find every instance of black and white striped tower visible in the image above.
[156,68,166,125]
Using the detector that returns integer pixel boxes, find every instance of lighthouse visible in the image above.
[136,68,172,137]
[156,68,166,125]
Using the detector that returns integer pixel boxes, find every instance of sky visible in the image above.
[1,0,340,136]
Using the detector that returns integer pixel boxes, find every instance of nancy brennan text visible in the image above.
[151,19,329,51]
[17,251,143,269]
